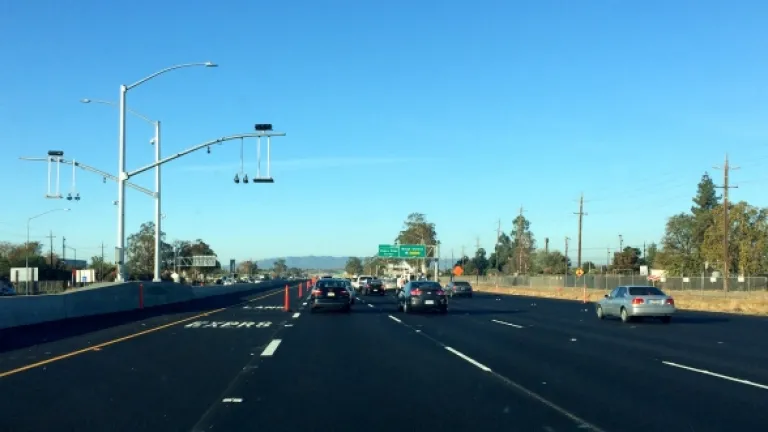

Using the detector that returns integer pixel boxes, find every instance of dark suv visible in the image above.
[445,281,473,298]
[361,278,385,296]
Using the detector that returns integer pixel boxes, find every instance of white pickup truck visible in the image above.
[352,275,374,290]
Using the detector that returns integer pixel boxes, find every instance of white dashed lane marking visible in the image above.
[260,339,282,357]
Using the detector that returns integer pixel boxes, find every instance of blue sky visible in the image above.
[2,0,768,265]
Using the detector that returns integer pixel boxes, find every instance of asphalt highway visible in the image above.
[1,285,767,432]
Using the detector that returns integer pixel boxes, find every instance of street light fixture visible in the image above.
[81,98,165,282]
[26,208,70,295]
[115,61,217,282]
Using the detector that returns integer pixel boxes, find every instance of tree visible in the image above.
[470,248,489,275]
[396,213,438,270]
[488,234,513,274]
[272,258,288,277]
[531,250,569,274]
[690,172,722,269]
[89,255,116,282]
[238,260,257,275]
[612,247,642,272]
[701,201,768,276]
[655,213,698,276]
[582,261,597,273]
[509,214,536,273]
[644,243,658,268]
[345,257,364,276]
[176,238,219,278]
[126,221,173,279]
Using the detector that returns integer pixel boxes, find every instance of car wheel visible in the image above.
[596,305,604,320]
[344,305,351,313]
[440,306,447,314]
[620,307,631,323]
[660,316,671,324]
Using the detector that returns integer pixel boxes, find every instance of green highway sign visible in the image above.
[378,244,427,259]
[378,244,399,258]
[399,244,426,258]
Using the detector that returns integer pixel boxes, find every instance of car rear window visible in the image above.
[628,287,665,296]
[317,280,347,289]
[412,282,441,289]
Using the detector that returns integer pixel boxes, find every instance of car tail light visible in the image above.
[666,298,675,305]
[632,298,645,305]
[312,288,323,296]
[411,288,423,296]
[339,289,350,296]
[436,290,445,295]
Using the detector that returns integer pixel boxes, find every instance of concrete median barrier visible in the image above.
[0,280,300,330]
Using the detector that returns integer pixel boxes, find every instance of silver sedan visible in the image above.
[596,285,675,323]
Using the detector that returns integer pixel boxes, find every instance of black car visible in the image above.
[360,278,385,296]
[310,279,352,313]
[445,281,473,298]
[397,281,447,314]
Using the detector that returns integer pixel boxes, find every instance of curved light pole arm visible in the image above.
[19,157,156,197]
[127,132,286,178]
[83,99,155,125]
[127,62,216,90]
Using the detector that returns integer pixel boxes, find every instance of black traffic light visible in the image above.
[254,124,273,131]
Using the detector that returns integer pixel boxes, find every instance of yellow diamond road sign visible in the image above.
[575,268,584,277]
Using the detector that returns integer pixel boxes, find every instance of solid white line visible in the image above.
[388,315,402,323]
[367,303,374,308]
[301,302,307,306]
[662,361,768,390]
[222,398,243,403]
[292,312,300,318]
[260,339,282,357]
[491,319,523,328]
[445,347,492,372]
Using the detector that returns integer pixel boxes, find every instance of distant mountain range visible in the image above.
[254,256,457,271]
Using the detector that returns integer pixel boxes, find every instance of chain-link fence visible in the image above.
[453,274,768,294]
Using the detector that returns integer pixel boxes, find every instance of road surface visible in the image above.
[1,286,766,431]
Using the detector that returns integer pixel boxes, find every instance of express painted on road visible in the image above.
[184,321,272,329]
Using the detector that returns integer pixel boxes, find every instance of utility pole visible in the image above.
[643,241,646,258]
[100,242,105,282]
[564,237,570,274]
[495,219,502,271]
[62,236,66,262]
[606,247,611,273]
[714,153,739,292]
[618,234,623,251]
[544,237,549,254]
[45,231,56,267]
[574,193,587,268]
[516,206,525,273]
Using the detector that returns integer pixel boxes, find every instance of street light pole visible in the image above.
[116,84,127,282]
[153,120,162,282]
[81,99,163,282]
[113,61,217,282]
[26,208,70,295]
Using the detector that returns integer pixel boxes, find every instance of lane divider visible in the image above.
[0,287,289,379]
[445,346,492,372]
[662,361,768,390]
[260,339,282,357]
[491,319,524,328]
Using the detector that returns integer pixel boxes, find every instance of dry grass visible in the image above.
[473,283,768,316]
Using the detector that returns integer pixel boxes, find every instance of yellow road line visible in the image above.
[0,288,285,379]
